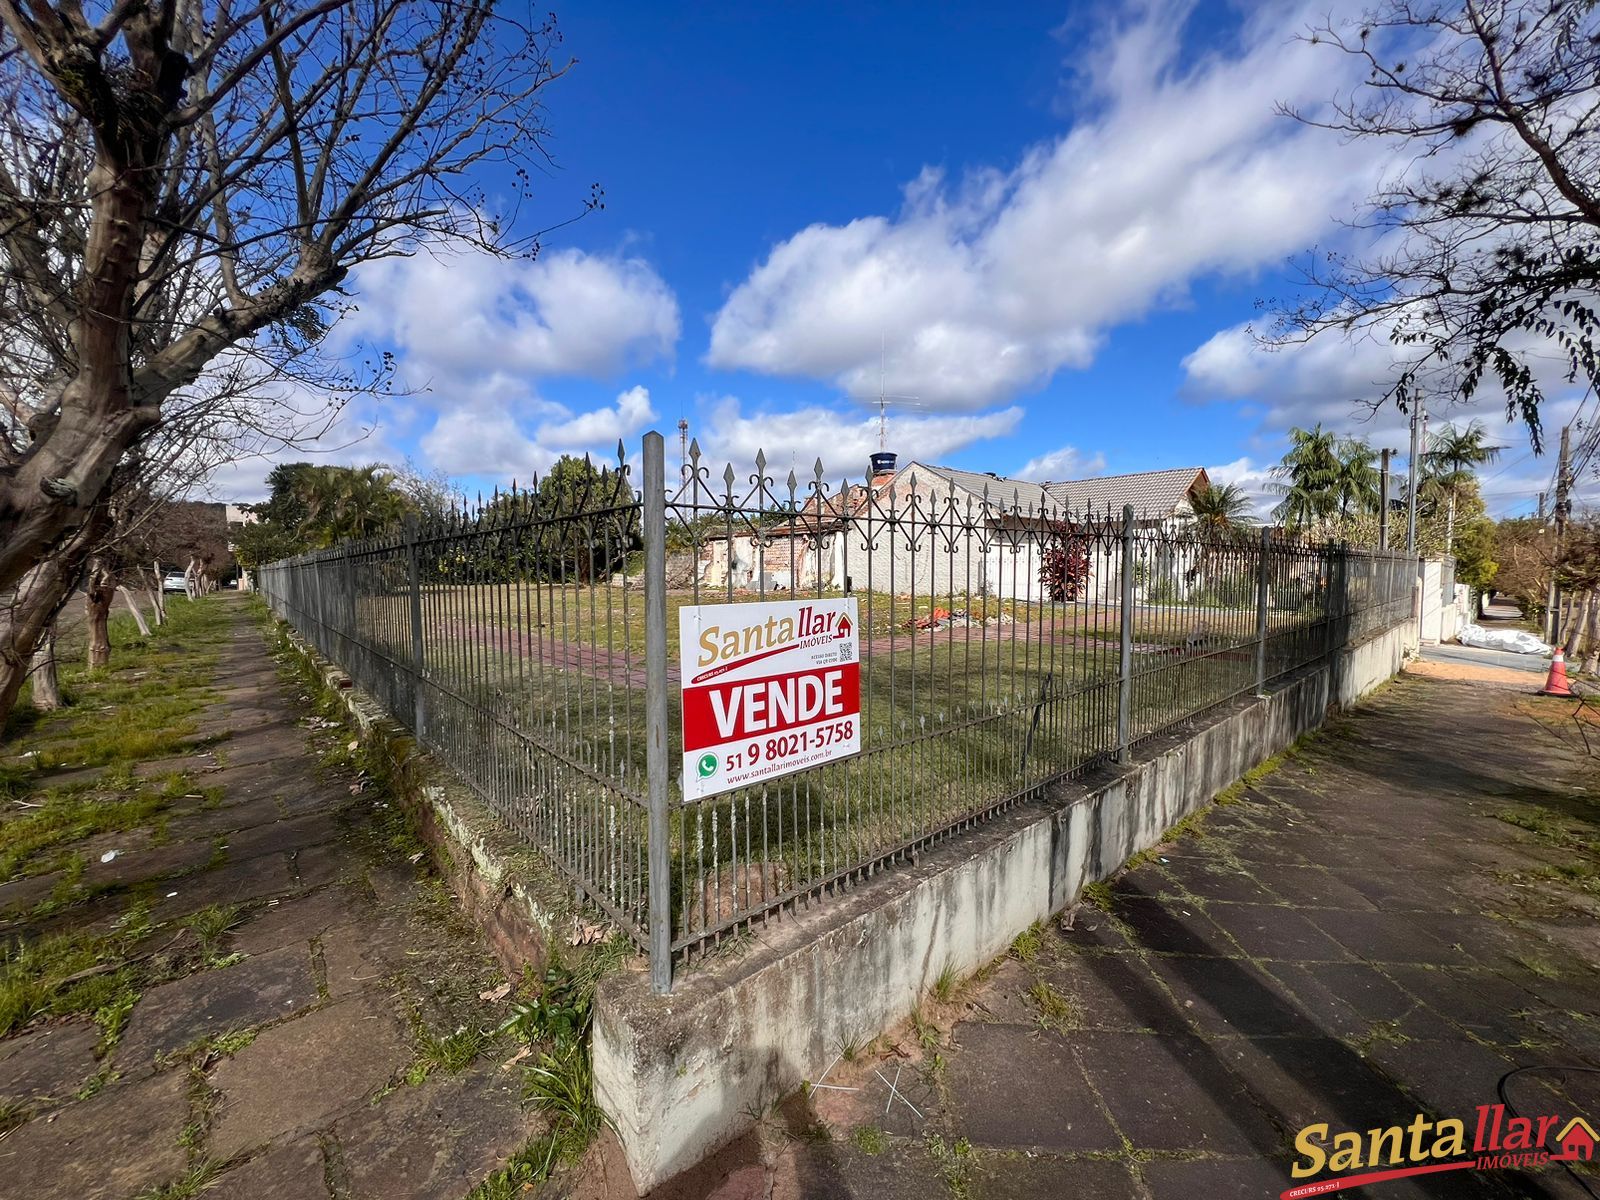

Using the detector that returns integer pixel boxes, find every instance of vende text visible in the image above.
[684,664,859,750]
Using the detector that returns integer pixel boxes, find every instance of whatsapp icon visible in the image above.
[697,753,718,779]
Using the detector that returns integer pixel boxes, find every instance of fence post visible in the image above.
[1255,524,1271,696]
[1117,504,1134,763]
[642,432,673,995]
[405,519,426,742]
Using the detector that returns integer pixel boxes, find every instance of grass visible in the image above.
[0,1098,28,1135]
[0,599,246,1051]
[924,1132,976,1198]
[5,597,228,755]
[406,1025,491,1086]
[202,1028,257,1059]
[0,903,153,1042]
[851,1125,889,1155]
[1010,923,1044,963]
[459,1042,615,1196]
[1081,880,1114,910]
[1495,807,1597,853]
[130,1158,225,1200]
[462,937,629,1195]
[0,779,181,882]
[1027,980,1075,1032]
[179,904,242,958]
[932,959,960,1003]
[910,1006,941,1054]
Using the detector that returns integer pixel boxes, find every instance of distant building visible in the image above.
[694,453,1212,600]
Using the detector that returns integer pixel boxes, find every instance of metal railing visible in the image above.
[258,432,1416,992]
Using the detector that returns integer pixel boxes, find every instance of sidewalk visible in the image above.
[666,674,1600,1200]
[0,596,534,1199]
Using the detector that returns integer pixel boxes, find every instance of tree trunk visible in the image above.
[0,506,112,735]
[1564,591,1592,658]
[1584,597,1600,674]
[28,626,62,711]
[118,586,152,636]
[146,561,165,625]
[86,564,115,669]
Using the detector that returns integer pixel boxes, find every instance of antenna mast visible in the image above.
[677,418,689,482]
[875,334,919,451]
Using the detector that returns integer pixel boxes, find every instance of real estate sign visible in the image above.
[677,597,860,801]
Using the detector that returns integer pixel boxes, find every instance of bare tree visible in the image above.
[1274,0,1600,448]
[0,0,587,727]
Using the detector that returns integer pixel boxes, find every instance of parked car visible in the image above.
[162,573,188,593]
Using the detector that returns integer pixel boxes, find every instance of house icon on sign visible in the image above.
[1553,1116,1597,1162]
[836,615,852,639]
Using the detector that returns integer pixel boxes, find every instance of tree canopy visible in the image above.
[1277,0,1600,447]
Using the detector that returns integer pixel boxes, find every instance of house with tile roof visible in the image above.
[692,453,1213,601]
[837,458,1212,601]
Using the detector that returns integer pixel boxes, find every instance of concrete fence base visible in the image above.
[592,618,1417,1192]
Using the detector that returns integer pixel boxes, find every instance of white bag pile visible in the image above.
[1456,623,1552,656]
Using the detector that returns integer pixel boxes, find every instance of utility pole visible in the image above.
[1406,395,1425,554]
[1547,425,1573,643]
[1379,448,1392,551]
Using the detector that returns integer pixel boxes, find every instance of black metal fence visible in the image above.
[258,432,1417,992]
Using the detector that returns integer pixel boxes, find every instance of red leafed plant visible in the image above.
[1040,528,1091,601]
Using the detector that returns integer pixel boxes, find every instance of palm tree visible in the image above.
[293,465,413,546]
[1271,426,1342,532]
[1334,438,1380,518]
[1422,422,1501,545]
[1188,482,1253,539]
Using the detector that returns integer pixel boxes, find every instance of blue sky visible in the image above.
[212,1,1585,519]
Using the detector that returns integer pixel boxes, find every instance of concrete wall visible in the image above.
[593,617,1416,1192]
[1416,559,1466,645]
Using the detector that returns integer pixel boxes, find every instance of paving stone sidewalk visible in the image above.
[665,674,1600,1200]
[0,597,535,1199]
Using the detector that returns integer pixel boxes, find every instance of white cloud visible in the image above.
[693,397,1024,480]
[415,384,662,485]
[707,2,1387,408]
[539,385,658,450]
[1182,316,1600,519]
[343,245,680,382]
[1015,445,1106,482]
[420,403,552,482]
[1205,456,1278,518]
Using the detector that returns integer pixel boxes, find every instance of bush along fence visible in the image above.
[258,431,1417,994]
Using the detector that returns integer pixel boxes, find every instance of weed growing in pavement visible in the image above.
[910,1006,941,1054]
[851,1125,888,1155]
[405,1025,491,1086]
[179,904,242,958]
[925,1132,975,1198]
[1081,880,1114,910]
[0,1098,28,1135]
[0,778,186,882]
[130,1158,225,1200]
[466,939,628,1193]
[0,903,149,1041]
[1027,980,1075,1033]
[1010,922,1043,963]
[932,959,960,1003]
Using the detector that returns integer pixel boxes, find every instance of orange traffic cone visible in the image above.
[1541,648,1576,697]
